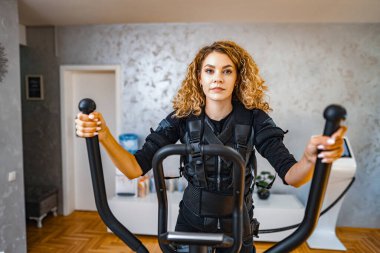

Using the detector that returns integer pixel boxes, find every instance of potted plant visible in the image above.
[255,171,276,200]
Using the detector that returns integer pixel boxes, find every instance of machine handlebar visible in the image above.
[152,144,246,253]
[79,98,346,253]
[79,98,149,253]
[264,104,346,253]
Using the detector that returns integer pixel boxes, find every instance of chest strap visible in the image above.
[183,183,234,218]
[203,119,232,165]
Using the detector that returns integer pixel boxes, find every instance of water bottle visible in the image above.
[119,133,138,154]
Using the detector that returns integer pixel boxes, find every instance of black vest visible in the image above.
[180,101,256,195]
[178,101,258,238]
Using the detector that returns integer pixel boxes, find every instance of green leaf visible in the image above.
[260,182,269,187]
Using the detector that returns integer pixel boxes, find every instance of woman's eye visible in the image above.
[224,69,232,75]
[205,69,214,74]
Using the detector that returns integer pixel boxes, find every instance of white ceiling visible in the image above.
[19,0,380,26]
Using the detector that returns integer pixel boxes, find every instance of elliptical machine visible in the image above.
[78,99,346,253]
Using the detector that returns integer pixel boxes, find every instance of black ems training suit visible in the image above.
[134,101,297,253]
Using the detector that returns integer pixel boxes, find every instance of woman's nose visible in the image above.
[213,72,223,83]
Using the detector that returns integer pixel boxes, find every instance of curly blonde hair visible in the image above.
[172,41,270,118]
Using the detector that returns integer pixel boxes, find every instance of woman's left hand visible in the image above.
[304,126,348,164]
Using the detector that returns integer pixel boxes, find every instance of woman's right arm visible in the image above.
[75,112,143,179]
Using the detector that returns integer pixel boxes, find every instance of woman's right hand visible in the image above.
[75,111,143,179]
[75,111,108,141]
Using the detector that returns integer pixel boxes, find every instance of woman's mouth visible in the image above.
[210,87,224,92]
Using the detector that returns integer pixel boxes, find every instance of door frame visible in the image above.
[60,65,122,215]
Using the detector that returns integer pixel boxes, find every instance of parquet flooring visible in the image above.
[27,211,380,253]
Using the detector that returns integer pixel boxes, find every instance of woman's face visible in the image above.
[199,52,237,104]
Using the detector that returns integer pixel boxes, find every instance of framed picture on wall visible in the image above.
[26,75,44,100]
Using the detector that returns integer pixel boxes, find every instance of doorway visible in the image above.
[60,65,121,215]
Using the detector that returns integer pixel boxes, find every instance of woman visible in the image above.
[75,41,346,252]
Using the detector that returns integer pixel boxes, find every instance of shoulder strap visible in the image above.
[185,114,208,187]
[188,119,202,143]
[233,102,255,163]
[232,102,257,189]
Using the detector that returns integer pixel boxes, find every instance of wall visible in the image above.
[20,27,62,212]
[23,23,379,228]
[56,23,380,228]
[0,0,27,252]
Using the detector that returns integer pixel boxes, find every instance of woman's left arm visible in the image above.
[285,126,347,188]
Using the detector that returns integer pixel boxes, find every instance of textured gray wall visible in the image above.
[20,27,62,213]
[56,23,380,228]
[0,0,27,252]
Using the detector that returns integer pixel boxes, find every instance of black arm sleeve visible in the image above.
[254,110,297,184]
[134,111,183,175]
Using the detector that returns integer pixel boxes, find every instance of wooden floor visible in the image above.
[27,211,380,253]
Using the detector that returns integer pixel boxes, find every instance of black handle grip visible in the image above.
[322,104,347,136]
[78,98,148,253]
[264,104,346,253]
[78,98,97,115]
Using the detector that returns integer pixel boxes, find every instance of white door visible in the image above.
[72,70,116,210]
[61,66,121,214]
